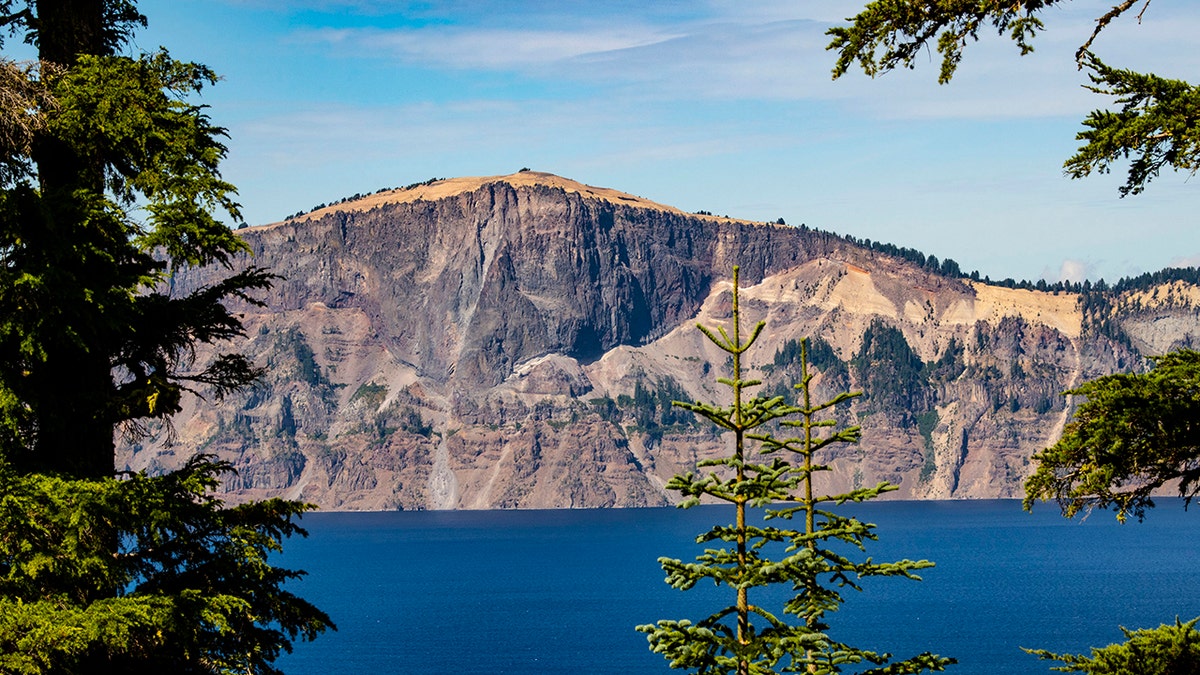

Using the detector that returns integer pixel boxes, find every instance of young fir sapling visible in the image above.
[637,266,953,675]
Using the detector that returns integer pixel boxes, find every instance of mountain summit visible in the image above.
[284,171,736,224]
[129,173,1200,510]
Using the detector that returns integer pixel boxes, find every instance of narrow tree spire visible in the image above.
[638,268,954,674]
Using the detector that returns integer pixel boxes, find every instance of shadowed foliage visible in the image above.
[0,1,332,671]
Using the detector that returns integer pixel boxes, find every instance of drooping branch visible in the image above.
[827,1,1061,85]
[1024,349,1200,521]
[1066,52,1200,196]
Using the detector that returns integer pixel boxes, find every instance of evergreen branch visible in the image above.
[755,425,862,456]
[1064,52,1200,197]
[665,472,737,504]
[1024,349,1200,521]
[740,396,795,429]
[674,401,738,430]
[1076,0,1149,65]
[743,320,766,353]
[175,353,264,401]
[1023,617,1200,675]
[0,6,32,35]
[717,323,732,348]
[696,323,734,352]
[698,524,797,547]
[696,321,765,356]
[831,481,901,503]
[795,389,863,415]
[826,0,1058,85]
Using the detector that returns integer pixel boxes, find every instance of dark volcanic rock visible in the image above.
[127,173,1200,510]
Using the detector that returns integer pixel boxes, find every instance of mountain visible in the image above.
[123,171,1200,510]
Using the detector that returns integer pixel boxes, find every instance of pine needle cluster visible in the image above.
[638,267,954,675]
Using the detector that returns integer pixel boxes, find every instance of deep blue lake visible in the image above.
[276,500,1199,674]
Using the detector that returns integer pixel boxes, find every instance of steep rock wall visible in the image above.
[132,175,1200,510]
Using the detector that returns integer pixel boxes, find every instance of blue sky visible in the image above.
[123,0,1198,284]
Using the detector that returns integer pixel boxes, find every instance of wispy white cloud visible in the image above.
[283,1,1199,121]
[716,0,847,22]
[297,25,683,70]
[224,0,440,12]
[1054,259,1095,284]
[1170,253,1200,269]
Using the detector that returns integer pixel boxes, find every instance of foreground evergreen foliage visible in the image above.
[637,267,952,675]
[0,2,332,671]
[1024,349,1200,522]
[1026,617,1200,675]
[0,4,272,477]
[0,457,329,674]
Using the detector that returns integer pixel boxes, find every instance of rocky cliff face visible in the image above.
[124,172,1200,510]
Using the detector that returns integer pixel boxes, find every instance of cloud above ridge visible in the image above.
[279,0,1200,120]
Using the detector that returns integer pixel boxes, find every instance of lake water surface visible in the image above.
[277,500,1199,674]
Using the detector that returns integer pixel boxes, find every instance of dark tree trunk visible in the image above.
[34,0,113,64]
[17,0,123,479]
